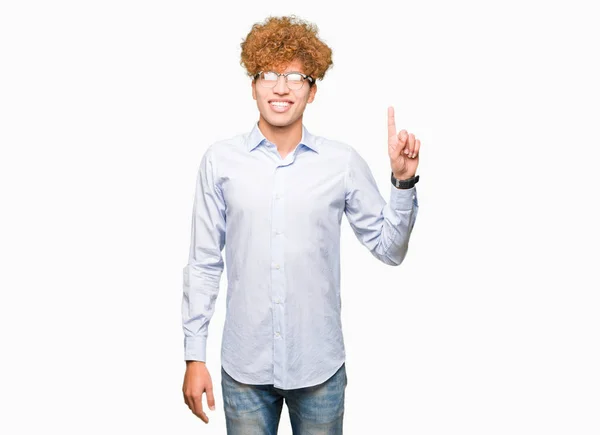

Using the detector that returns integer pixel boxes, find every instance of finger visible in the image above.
[206,383,216,411]
[404,133,415,156]
[191,395,209,423]
[186,393,198,414]
[183,388,193,410]
[397,129,408,151]
[387,106,397,140]
[412,139,421,158]
[185,393,195,413]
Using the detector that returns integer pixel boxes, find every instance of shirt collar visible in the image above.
[246,121,320,154]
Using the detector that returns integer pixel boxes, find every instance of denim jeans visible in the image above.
[221,363,347,434]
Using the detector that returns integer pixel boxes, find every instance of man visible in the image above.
[182,15,420,434]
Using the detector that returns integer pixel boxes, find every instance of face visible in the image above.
[251,59,317,130]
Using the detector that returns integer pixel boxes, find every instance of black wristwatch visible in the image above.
[391,172,420,189]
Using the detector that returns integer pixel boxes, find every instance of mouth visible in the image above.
[268,100,294,113]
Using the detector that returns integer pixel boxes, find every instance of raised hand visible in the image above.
[387,106,420,180]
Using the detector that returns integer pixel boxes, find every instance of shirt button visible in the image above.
[275,230,283,235]
[275,331,280,337]
[275,193,281,199]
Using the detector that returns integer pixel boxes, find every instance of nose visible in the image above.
[273,75,289,94]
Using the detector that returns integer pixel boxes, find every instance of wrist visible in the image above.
[393,172,414,181]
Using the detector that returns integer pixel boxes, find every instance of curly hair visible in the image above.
[240,15,333,83]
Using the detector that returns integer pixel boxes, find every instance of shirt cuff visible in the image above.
[390,185,417,211]
[184,336,207,362]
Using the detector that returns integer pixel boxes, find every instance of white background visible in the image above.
[1,0,598,434]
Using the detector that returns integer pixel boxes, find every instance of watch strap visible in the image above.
[391,172,419,189]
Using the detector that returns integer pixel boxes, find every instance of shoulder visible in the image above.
[206,131,247,157]
[195,131,250,171]
[307,130,355,160]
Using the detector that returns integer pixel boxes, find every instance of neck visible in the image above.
[257,116,303,153]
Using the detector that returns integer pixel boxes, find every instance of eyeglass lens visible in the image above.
[259,72,305,90]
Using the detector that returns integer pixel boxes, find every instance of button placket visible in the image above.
[271,164,287,385]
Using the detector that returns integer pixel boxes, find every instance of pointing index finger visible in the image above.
[387,106,397,139]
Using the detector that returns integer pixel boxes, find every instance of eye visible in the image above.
[262,71,278,81]
[286,73,303,82]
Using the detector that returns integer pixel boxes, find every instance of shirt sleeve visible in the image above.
[182,146,226,362]
[344,146,419,266]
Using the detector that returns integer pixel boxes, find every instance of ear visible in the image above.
[307,82,317,104]
[252,79,257,101]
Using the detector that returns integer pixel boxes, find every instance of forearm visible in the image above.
[182,262,223,362]
[377,185,419,265]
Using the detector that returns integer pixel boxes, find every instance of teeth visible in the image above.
[270,101,290,106]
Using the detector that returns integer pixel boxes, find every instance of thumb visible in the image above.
[206,383,216,410]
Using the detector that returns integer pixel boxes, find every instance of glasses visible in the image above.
[254,71,314,90]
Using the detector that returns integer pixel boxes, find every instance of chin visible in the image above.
[271,119,293,127]
[262,114,296,128]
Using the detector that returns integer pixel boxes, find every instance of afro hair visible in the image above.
[240,15,333,82]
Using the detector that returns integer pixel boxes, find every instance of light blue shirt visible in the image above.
[182,121,419,389]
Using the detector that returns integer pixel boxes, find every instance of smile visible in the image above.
[269,101,293,112]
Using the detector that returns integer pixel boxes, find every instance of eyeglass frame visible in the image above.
[253,70,315,89]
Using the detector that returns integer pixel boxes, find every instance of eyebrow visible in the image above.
[264,70,305,74]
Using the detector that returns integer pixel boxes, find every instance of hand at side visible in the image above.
[183,361,216,424]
